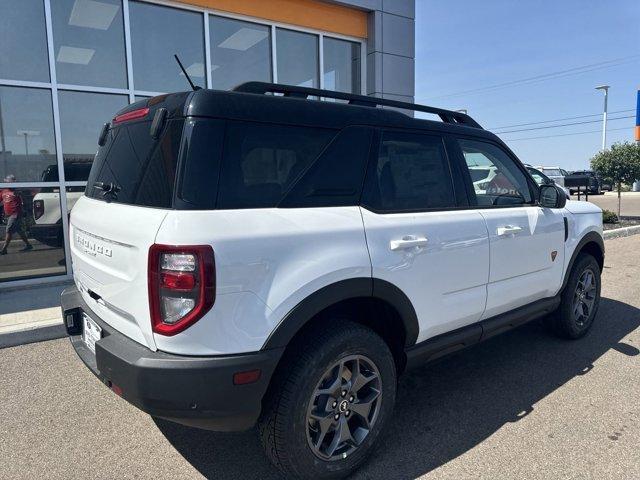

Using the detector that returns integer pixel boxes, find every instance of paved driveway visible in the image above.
[574,192,640,216]
[1,236,639,479]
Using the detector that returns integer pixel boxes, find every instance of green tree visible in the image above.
[590,142,640,216]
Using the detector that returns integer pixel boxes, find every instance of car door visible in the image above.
[360,130,490,343]
[453,137,565,319]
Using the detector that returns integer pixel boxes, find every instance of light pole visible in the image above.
[595,85,609,150]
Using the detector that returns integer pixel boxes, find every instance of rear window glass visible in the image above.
[86,119,184,208]
[216,121,335,209]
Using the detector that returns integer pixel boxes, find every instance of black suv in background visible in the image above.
[567,170,609,195]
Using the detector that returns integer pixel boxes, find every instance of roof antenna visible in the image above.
[174,54,201,91]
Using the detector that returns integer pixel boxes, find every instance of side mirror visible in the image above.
[539,184,567,209]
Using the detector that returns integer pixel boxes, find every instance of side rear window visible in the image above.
[216,121,336,209]
[280,126,372,208]
[362,131,456,212]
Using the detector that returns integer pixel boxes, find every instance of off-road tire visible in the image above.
[258,320,396,479]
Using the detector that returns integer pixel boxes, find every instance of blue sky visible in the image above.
[414,0,639,171]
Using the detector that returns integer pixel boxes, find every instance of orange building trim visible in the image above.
[178,0,367,38]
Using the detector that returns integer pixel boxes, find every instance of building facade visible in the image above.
[0,0,415,287]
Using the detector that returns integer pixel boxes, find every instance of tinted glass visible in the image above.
[276,29,318,88]
[210,16,271,90]
[0,187,66,282]
[86,119,184,207]
[51,0,127,88]
[527,167,551,186]
[323,37,360,94]
[0,86,57,183]
[0,0,50,82]
[129,1,205,92]
[178,118,225,209]
[459,138,532,206]
[281,126,372,208]
[364,132,455,211]
[58,90,128,181]
[217,121,335,209]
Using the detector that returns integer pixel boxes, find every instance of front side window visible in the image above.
[363,132,456,212]
[458,138,532,207]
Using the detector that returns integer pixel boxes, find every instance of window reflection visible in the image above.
[0,187,66,281]
[0,0,50,82]
[51,0,127,88]
[129,1,205,92]
[323,37,360,94]
[58,90,127,181]
[210,16,271,90]
[0,86,57,183]
[276,29,319,88]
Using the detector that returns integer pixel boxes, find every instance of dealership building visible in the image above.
[0,0,415,287]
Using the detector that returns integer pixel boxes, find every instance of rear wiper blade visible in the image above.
[93,181,121,200]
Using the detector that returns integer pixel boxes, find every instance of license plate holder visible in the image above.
[82,313,102,354]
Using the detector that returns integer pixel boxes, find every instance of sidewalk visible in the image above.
[0,282,69,348]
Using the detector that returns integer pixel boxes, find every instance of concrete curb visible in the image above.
[604,225,640,240]
[0,323,66,349]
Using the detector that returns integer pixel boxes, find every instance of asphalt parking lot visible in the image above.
[1,235,639,480]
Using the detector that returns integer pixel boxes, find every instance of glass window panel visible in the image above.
[209,16,271,90]
[0,86,57,183]
[0,187,66,281]
[276,29,318,88]
[323,37,361,94]
[58,90,128,181]
[0,0,50,82]
[51,0,127,88]
[129,2,205,92]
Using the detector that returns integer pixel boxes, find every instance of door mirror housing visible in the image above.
[539,184,567,209]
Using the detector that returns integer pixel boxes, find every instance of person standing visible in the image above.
[1,175,33,255]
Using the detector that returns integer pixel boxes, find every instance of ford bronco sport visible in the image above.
[61,83,604,479]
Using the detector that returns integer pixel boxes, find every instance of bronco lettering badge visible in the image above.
[76,232,112,258]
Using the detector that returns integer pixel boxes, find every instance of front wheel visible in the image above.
[547,253,601,339]
[259,321,396,479]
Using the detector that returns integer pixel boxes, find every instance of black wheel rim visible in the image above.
[305,354,382,461]
[573,268,597,326]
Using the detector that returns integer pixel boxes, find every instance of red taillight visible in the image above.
[148,244,215,336]
[113,107,149,124]
[33,199,45,220]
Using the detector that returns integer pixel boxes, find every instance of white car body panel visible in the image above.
[479,206,566,318]
[70,196,167,350]
[153,207,370,355]
[360,208,490,342]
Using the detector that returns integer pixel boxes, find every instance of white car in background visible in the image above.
[526,165,570,199]
[535,166,569,188]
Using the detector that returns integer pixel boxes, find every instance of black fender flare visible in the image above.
[562,231,605,290]
[261,278,419,350]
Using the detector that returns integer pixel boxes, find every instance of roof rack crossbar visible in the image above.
[233,81,482,129]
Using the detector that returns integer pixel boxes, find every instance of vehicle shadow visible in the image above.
[154,297,640,480]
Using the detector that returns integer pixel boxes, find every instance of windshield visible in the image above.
[542,168,562,177]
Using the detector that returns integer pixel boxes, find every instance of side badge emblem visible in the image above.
[551,251,558,262]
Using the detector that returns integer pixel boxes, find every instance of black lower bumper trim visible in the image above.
[61,286,283,431]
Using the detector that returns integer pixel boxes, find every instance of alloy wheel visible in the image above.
[572,268,597,326]
[305,354,382,461]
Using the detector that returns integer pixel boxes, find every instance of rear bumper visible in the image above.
[60,286,283,431]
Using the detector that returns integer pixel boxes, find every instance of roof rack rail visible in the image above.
[233,81,483,129]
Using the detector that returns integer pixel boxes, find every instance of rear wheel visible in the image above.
[547,253,601,339]
[259,321,396,479]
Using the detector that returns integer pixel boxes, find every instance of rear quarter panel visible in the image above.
[154,207,370,355]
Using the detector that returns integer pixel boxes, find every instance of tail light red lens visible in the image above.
[33,199,45,220]
[148,244,215,336]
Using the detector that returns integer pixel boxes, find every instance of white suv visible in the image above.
[61,83,604,480]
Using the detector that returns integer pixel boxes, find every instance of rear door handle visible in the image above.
[389,236,429,251]
[496,225,523,236]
